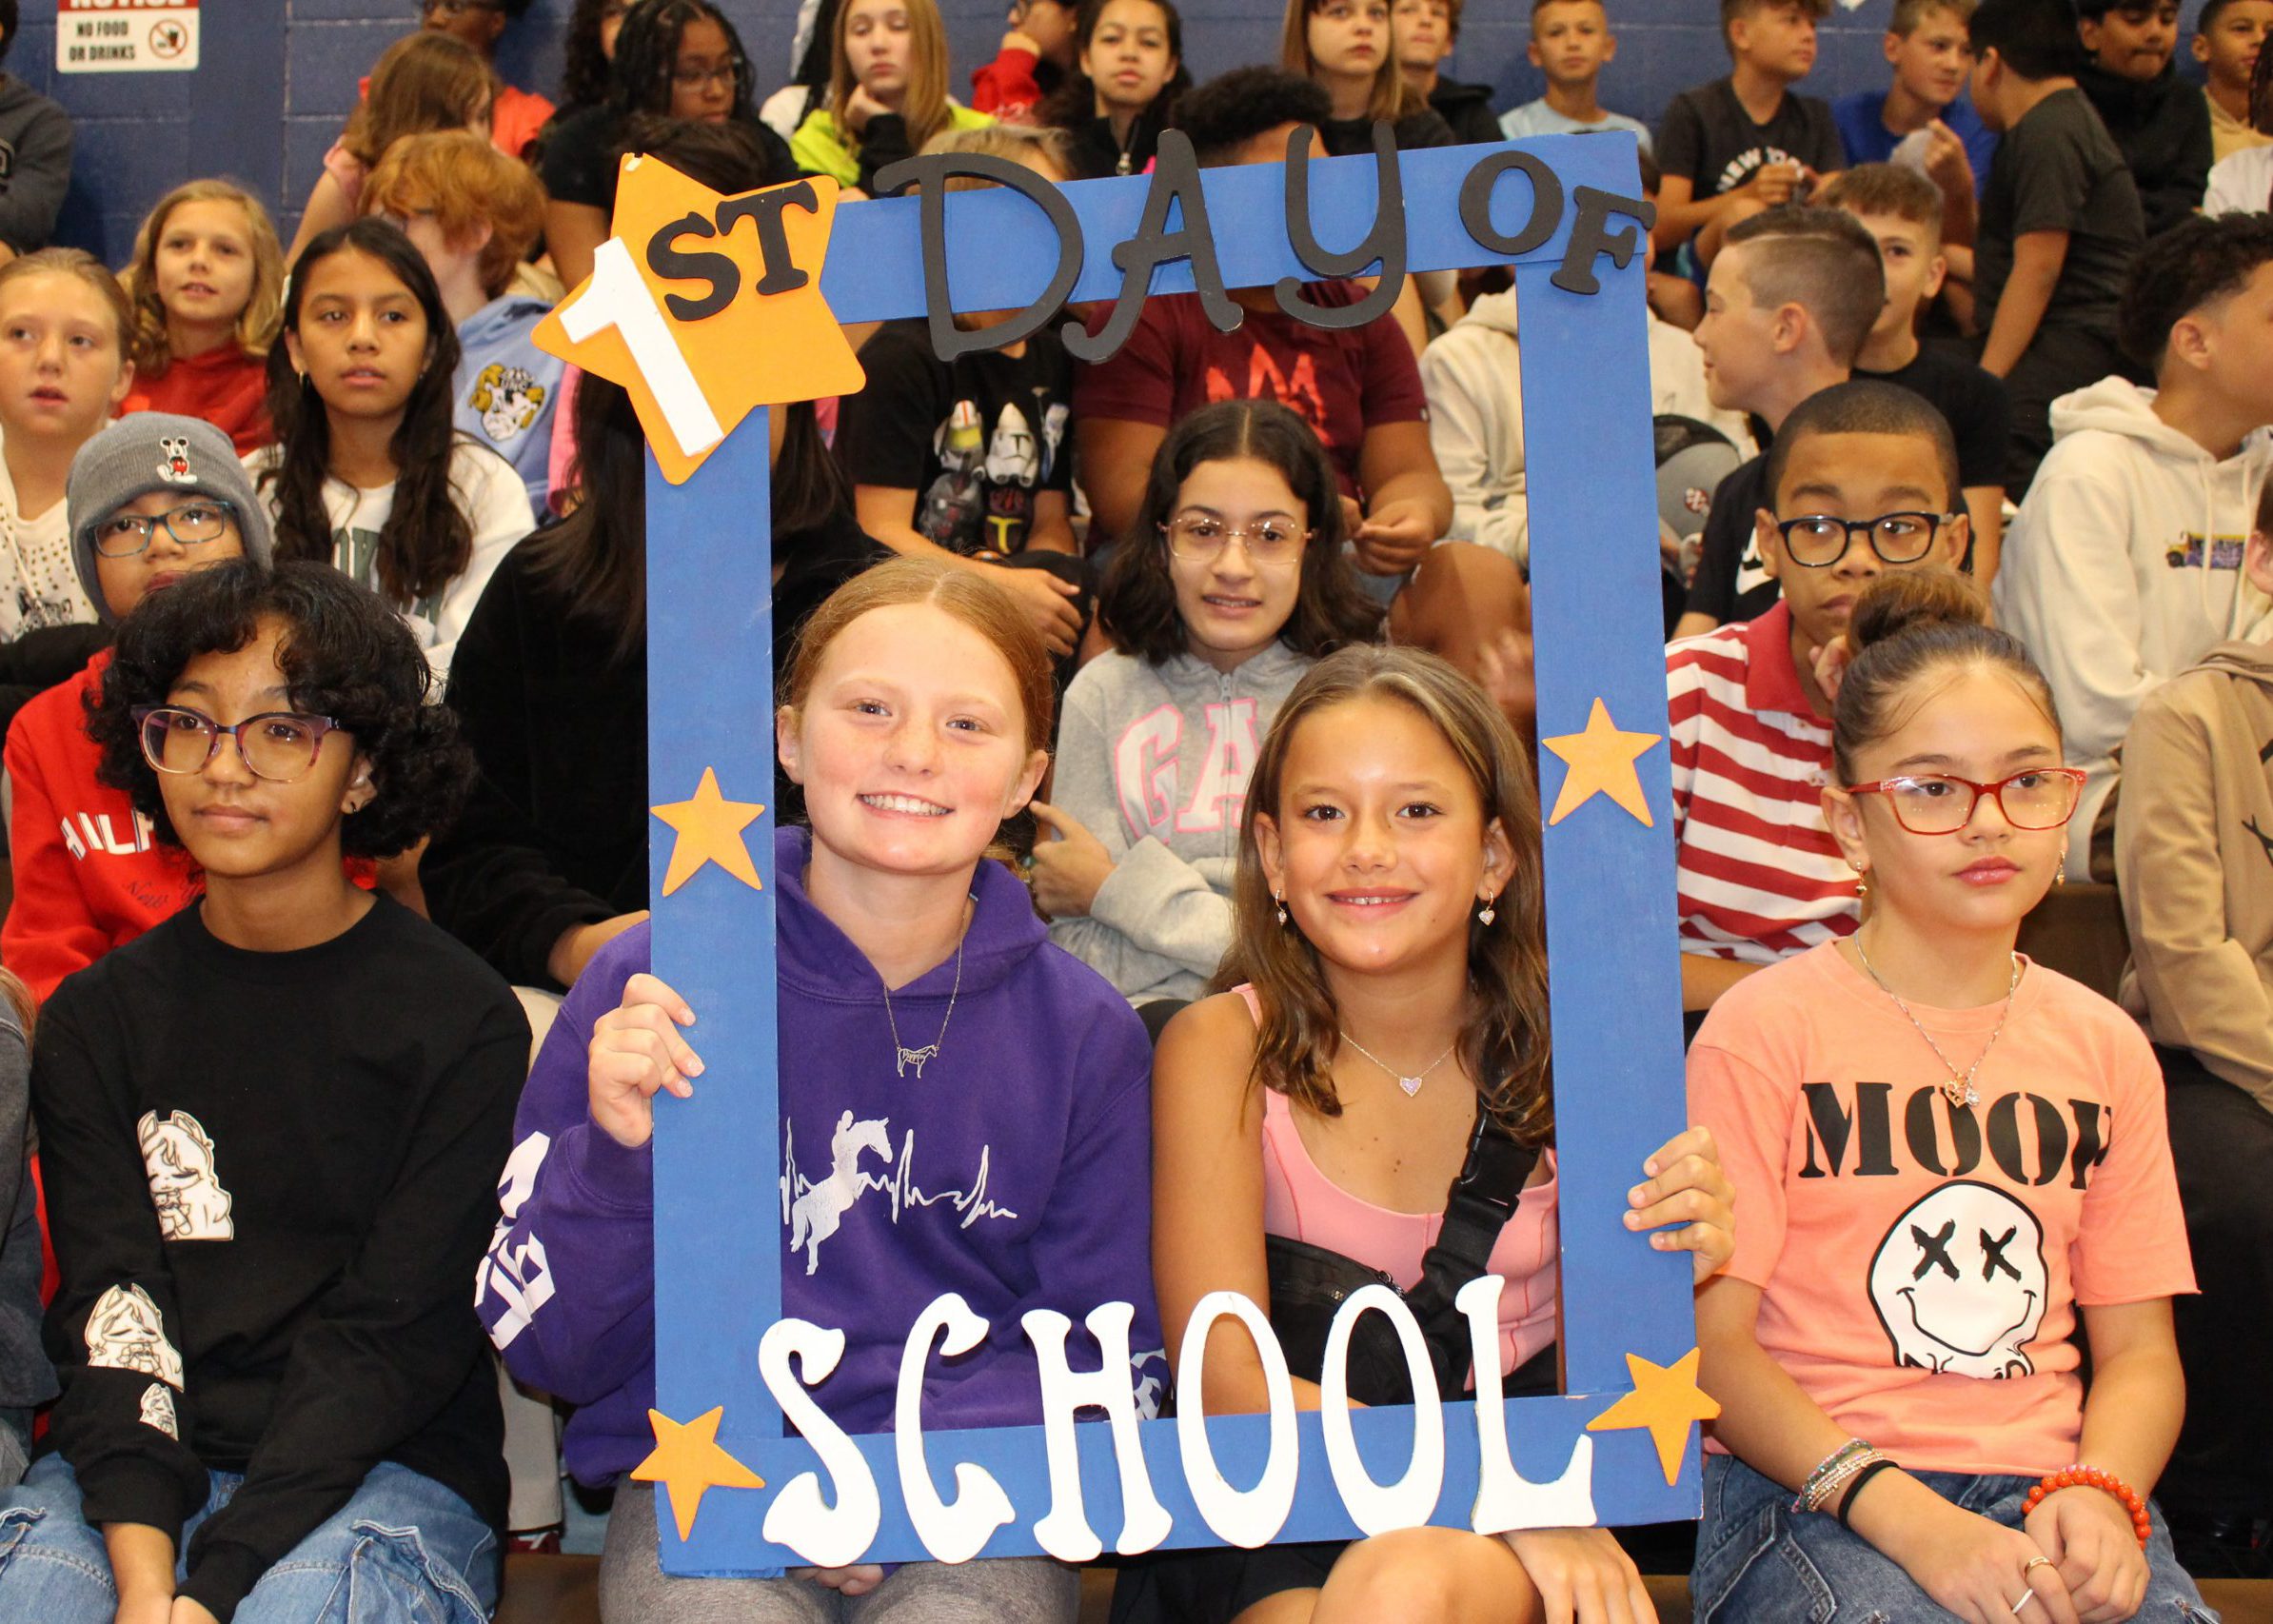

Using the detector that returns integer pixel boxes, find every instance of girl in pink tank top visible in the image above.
[1144,645,1736,1624]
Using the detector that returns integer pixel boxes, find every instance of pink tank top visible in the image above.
[1236,987,1560,1383]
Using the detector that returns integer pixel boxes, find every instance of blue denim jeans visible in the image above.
[0,1452,500,1622]
[1692,1455,2219,1623]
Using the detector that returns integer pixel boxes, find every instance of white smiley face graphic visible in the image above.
[1867,1179,2047,1379]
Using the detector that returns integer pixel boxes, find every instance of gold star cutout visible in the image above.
[631,1406,766,1540]
[652,767,765,897]
[1542,697,1661,827]
[1585,1348,1721,1484]
[533,158,864,483]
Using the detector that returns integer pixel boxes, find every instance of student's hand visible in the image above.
[845,85,889,134]
[1352,497,1437,576]
[112,1597,173,1624]
[1739,160,1804,208]
[1626,1124,1735,1284]
[1808,632,1852,703]
[550,910,653,989]
[987,562,1083,656]
[999,27,1041,54]
[1476,624,1537,738]
[588,973,703,1150]
[1025,801,1114,918]
[1500,1526,1655,1623]
[2026,1487,2151,1623]
[797,1564,887,1595]
[1890,1500,2081,1624]
[1923,119,1975,193]
[168,1600,221,1624]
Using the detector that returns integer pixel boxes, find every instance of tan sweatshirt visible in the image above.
[2115,639,2273,1114]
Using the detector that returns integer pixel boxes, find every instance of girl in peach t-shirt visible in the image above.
[1688,571,2212,1624]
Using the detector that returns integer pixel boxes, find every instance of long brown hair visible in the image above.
[1218,645,1553,1143]
[125,181,286,376]
[831,0,955,152]
[783,557,1056,751]
[1279,0,1423,123]
[341,31,497,169]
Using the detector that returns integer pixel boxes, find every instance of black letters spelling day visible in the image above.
[635,124,1656,358]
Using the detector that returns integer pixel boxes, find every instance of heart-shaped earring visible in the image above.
[1477,896,1497,926]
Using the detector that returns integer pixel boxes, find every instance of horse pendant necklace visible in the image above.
[881,936,966,1079]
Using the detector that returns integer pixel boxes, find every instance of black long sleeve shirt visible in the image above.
[32,896,526,1622]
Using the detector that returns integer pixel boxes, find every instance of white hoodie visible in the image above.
[1420,290,1754,567]
[1995,377,2273,842]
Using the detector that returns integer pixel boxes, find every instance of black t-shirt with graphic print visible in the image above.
[30,896,526,1621]
[834,317,1077,557]
[1657,78,1843,205]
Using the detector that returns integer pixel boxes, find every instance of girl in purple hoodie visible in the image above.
[478,558,1159,1620]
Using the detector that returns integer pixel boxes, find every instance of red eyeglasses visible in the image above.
[1842,768,2086,835]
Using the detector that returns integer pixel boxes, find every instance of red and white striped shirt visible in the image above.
[1667,604,1859,963]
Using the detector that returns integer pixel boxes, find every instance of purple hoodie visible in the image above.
[479,827,1163,1487]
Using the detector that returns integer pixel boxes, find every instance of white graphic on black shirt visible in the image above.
[984,402,1038,486]
[138,1109,234,1241]
[781,1110,1018,1276]
[86,1283,185,1387]
[138,1381,178,1438]
[1868,1179,2046,1378]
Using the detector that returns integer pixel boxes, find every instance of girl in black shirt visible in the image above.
[0,562,526,1624]
[1038,0,1191,179]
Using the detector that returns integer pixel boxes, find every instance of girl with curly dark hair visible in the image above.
[538,0,798,288]
[0,559,527,1624]
[253,218,532,682]
[1038,0,1190,178]
[555,0,631,117]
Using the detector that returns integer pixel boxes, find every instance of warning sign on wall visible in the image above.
[56,0,199,74]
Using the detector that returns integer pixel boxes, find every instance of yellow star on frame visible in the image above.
[652,767,765,897]
[1585,1348,1721,1485]
[631,1406,766,1540]
[1542,697,1661,827]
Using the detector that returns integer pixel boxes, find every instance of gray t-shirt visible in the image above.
[1976,88,2145,342]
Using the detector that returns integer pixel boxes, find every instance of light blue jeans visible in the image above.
[0,1453,499,1622]
[1692,1455,2219,1623]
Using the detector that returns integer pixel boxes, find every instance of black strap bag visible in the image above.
[1262,1111,1547,1406]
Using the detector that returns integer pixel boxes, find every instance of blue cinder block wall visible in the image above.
[12,0,2217,266]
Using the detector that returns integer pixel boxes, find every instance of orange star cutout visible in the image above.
[652,767,766,897]
[632,1406,767,1540]
[1542,698,1661,827]
[534,157,865,483]
[1585,1348,1721,1485]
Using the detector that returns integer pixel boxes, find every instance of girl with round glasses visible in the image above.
[1688,569,2210,1624]
[0,561,524,1624]
[1027,401,1378,1025]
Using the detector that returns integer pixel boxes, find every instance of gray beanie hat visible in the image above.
[67,413,275,625]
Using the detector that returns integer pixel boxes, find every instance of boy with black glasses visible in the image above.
[1994,212,2273,878]
[1668,380,1969,1023]
[2,415,267,1000]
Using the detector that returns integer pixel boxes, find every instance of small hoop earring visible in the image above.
[1477,895,1497,927]
[1274,893,1288,928]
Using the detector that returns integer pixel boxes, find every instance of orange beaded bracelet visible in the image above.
[2022,1465,2153,1547]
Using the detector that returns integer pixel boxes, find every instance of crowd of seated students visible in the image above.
[0,0,2260,1614]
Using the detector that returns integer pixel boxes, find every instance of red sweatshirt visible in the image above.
[971,44,1045,121]
[3,653,197,1001]
[121,346,272,456]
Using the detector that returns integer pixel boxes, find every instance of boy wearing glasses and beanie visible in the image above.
[1668,380,1969,1025]
[1,414,267,1000]
[1994,212,2273,879]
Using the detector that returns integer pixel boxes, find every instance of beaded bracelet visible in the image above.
[1795,1439,1884,1514]
[1835,1457,1903,1531]
[2023,1465,2153,1548]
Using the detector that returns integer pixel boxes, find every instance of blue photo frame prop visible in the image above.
[633,131,1694,1572]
